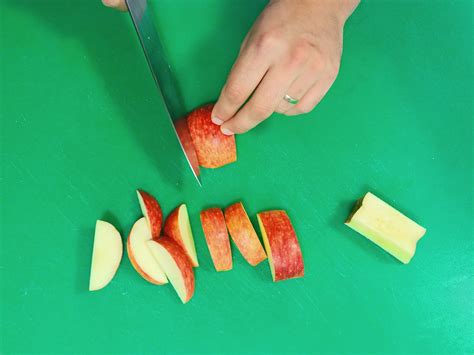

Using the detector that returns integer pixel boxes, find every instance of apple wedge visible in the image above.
[200,208,232,271]
[175,118,200,178]
[137,189,163,240]
[164,204,199,267]
[147,237,195,303]
[257,210,304,282]
[127,217,168,285]
[89,220,123,291]
[224,202,266,266]
[187,104,237,168]
[345,192,426,264]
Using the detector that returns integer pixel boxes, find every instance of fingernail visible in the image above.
[221,127,234,136]
[212,116,223,125]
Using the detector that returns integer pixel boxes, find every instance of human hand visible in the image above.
[101,0,127,12]
[212,0,359,135]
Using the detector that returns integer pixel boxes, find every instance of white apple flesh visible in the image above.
[89,220,123,291]
[127,217,168,284]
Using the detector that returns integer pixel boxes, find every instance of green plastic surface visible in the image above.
[1,0,473,353]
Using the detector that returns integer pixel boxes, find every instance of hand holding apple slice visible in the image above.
[257,210,304,282]
[187,104,237,168]
[200,208,232,271]
[164,204,199,267]
[224,202,267,266]
[148,237,195,303]
[127,217,168,285]
[89,220,123,291]
[137,189,163,240]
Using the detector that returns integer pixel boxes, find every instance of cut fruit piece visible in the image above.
[164,204,199,267]
[89,220,123,291]
[187,104,237,168]
[127,217,168,285]
[147,237,195,303]
[137,189,163,240]
[224,202,267,266]
[345,192,426,264]
[175,117,200,177]
[200,208,232,271]
[257,210,304,282]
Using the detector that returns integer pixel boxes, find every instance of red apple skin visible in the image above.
[156,236,195,303]
[200,208,232,271]
[175,118,200,177]
[258,210,304,282]
[163,205,198,267]
[127,237,166,285]
[187,104,237,168]
[137,189,162,240]
[224,202,267,266]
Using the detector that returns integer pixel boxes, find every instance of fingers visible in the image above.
[102,0,128,11]
[275,57,325,114]
[219,65,296,134]
[285,75,337,116]
[211,48,270,127]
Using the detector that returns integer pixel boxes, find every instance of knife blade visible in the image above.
[126,0,201,186]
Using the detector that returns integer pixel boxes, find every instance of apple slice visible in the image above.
[137,189,163,240]
[127,217,168,285]
[345,192,426,264]
[175,118,200,178]
[187,104,237,168]
[257,210,304,282]
[200,208,232,271]
[224,202,267,266]
[89,220,123,291]
[164,204,199,267]
[147,237,195,303]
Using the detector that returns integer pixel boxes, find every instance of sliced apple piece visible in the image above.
[345,192,426,264]
[89,220,123,291]
[164,204,199,267]
[200,208,232,271]
[187,104,237,168]
[175,117,200,178]
[224,202,266,266]
[137,189,163,240]
[257,210,304,282]
[147,237,195,303]
[127,217,168,285]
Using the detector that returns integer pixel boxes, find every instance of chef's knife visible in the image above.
[126,0,201,186]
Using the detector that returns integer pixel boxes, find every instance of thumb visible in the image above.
[102,0,128,11]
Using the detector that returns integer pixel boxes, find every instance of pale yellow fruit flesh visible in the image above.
[257,215,275,280]
[345,192,426,264]
[89,220,123,291]
[129,218,168,284]
[147,240,187,303]
[178,205,199,266]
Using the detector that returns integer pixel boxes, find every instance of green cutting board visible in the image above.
[1,0,473,353]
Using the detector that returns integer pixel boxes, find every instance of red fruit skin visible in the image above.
[137,189,163,240]
[175,118,200,177]
[224,202,267,266]
[127,236,165,285]
[187,104,237,168]
[156,236,195,303]
[200,208,232,271]
[258,210,304,282]
[163,205,198,267]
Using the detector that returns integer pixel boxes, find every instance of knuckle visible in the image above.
[251,102,274,119]
[223,84,246,105]
[288,43,310,67]
[256,31,280,52]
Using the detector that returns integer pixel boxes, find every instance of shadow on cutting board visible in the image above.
[4,0,185,189]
